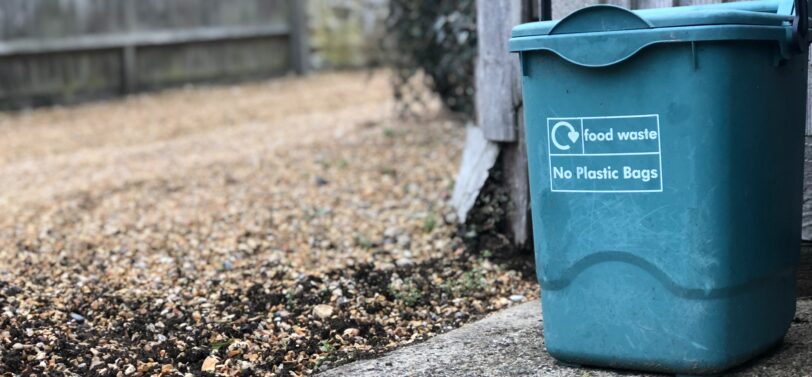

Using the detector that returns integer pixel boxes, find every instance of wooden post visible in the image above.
[475,0,522,143]
[290,0,309,74]
[540,0,552,20]
[121,0,137,94]
[473,0,534,249]
[803,50,812,240]
[499,111,532,250]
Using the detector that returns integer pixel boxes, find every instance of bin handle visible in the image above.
[548,5,651,35]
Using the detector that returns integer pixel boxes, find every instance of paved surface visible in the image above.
[321,298,812,377]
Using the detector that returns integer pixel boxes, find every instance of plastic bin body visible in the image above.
[510,1,808,374]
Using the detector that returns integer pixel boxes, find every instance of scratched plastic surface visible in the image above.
[510,1,808,375]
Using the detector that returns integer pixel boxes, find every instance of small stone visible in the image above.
[70,313,85,322]
[395,258,413,267]
[396,234,411,247]
[389,277,403,291]
[156,334,167,343]
[275,310,290,318]
[342,328,359,337]
[124,364,136,375]
[161,364,174,374]
[90,357,104,369]
[433,239,448,250]
[383,227,398,238]
[509,295,525,302]
[201,356,218,373]
[4,285,22,296]
[12,343,24,350]
[227,348,241,358]
[312,304,334,319]
[191,311,202,323]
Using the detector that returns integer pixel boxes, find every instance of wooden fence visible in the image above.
[0,0,308,109]
[475,0,812,244]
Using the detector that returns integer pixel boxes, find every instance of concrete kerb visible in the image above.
[320,299,812,377]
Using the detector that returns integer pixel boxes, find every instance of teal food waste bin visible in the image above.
[510,0,810,374]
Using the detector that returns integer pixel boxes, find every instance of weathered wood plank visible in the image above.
[0,50,123,108]
[121,0,137,94]
[801,243,812,297]
[0,0,289,39]
[553,1,601,19]
[803,138,812,240]
[600,0,635,8]
[674,0,724,5]
[0,0,304,109]
[121,46,137,94]
[0,24,289,56]
[506,2,536,249]
[634,0,676,8]
[808,50,812,135]
[135,37,290,90]
[290,0,310,74]
[458,0,532,249]
[475,0,522,142]
[501,104,532,249]
[0,0,128,39]
[132,0,289,31]
[451,124,501,222]
[492,2,534,250]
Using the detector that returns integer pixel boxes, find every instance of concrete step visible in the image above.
[321,299,812,377]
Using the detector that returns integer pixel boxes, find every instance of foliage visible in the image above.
[389,278,424,307]
[384,0,477,117]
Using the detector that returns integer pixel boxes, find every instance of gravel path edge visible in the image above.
[319,299,812,377]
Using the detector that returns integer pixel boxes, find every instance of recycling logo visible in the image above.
[551,121,580,151]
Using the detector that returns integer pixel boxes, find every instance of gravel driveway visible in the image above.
[0,71,538,376]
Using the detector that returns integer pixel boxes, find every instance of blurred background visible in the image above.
[1,1,810,375]
[0,0,365,108]
[0,0,475,114]
[0,0,705,115]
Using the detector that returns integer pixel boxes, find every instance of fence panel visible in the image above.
[0,0,298,109]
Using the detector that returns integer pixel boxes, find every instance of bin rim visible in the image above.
[511,1,793,38]
[509,0,809,67]
[509,24,793,67]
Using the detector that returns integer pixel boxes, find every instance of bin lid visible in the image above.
[509,0,808,67]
